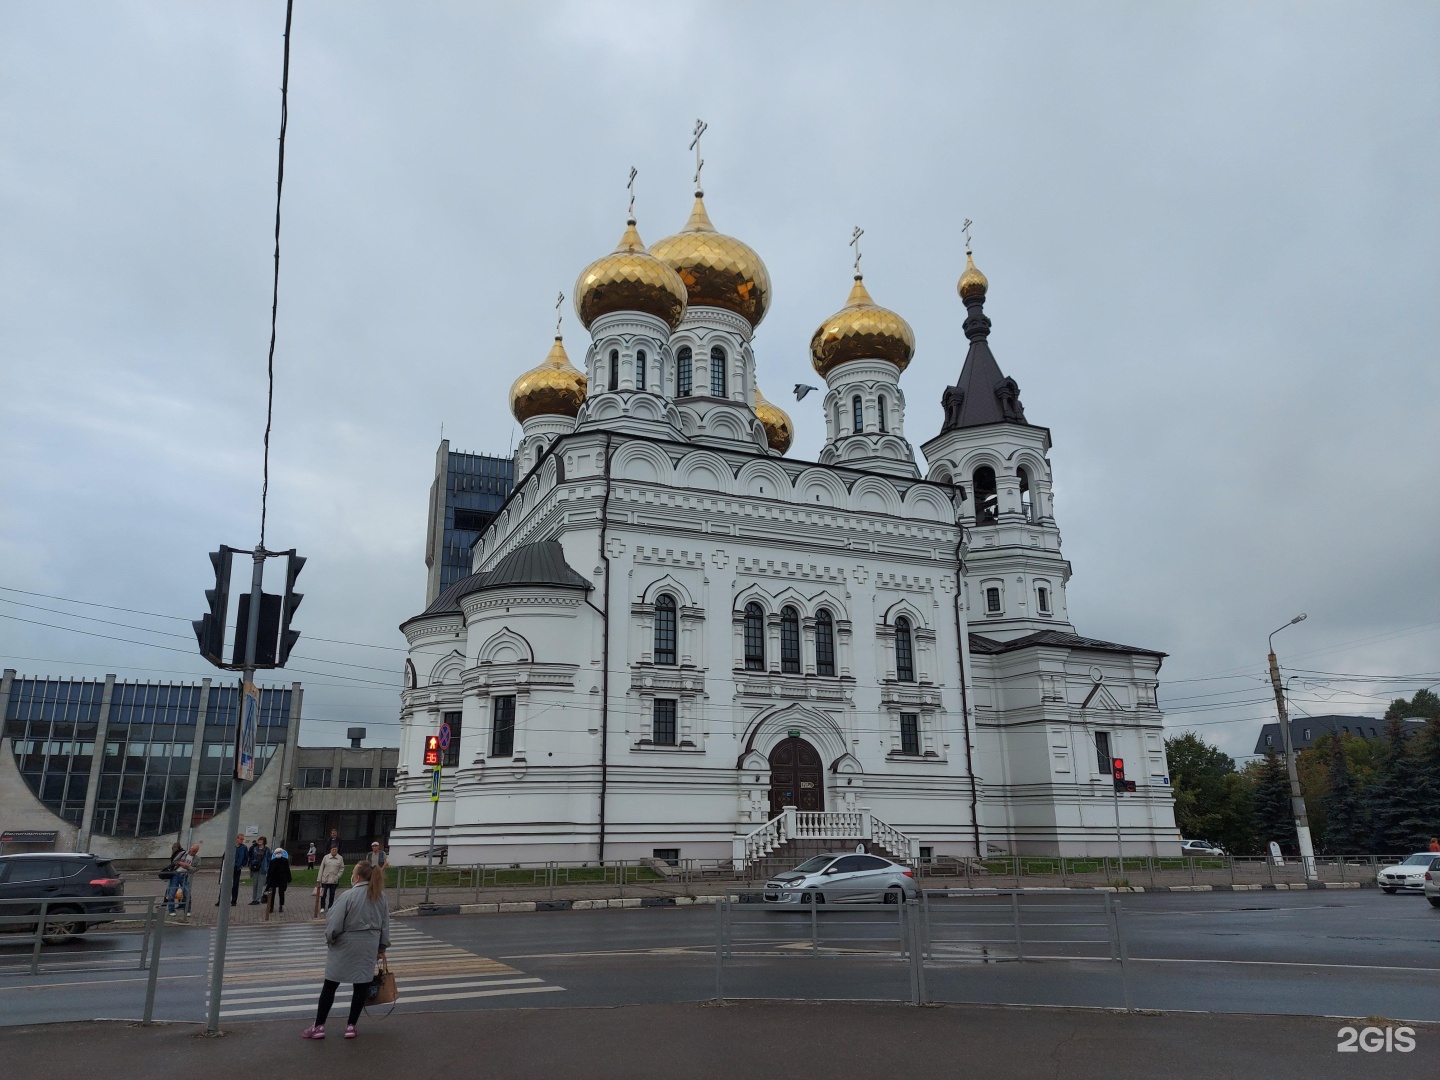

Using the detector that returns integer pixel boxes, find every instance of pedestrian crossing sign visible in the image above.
[430,766,441,802]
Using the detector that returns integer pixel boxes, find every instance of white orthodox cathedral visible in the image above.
[392,181,1181,867]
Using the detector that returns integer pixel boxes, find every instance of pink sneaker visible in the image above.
[344,1025,358,1039]
[301,1025,325,1040]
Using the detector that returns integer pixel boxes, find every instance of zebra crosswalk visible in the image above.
[211,922,564,1018]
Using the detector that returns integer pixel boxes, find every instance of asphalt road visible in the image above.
[2,889,1437,1027]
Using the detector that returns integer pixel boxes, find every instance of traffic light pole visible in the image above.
[206,547,265,1035]
[423,766,440,907]
[1112,777,1124,878]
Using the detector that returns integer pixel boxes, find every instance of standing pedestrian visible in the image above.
[216,834,247,907]
[162,843,183,913]
[317,845,345,913]
[249,836,272,905]
[168,843,200,919]
[301,860,390,1040]
[307,842,317,870]
[368,841,388,869]
[266,846,293,914]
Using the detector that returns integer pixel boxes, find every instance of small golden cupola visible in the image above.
[510,335,588,422]
[753,384,794,454]
[649,193,771,328]
[573,218,688,330]
[957,251,988,300]
[809,275,916,380]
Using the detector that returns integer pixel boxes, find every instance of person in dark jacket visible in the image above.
[216,833,247,907]
[266,847,293,913]
[249,837,272,904]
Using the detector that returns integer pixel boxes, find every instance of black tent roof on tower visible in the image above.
[939,255,1032,433]
[411,540,591,620]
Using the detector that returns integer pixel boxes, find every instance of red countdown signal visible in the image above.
[423,735,441,767]
[1111,758,1125,780]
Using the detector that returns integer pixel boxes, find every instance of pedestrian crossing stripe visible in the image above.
[211,922,564,1016]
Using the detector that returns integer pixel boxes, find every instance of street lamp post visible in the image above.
[1267,614,1317,880]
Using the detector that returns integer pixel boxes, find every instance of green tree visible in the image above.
[1321,735,1368,854]
[1165,733,1256,855]
[1250,750,1298,853]
[1365,718,1430,853]
[1385,688,1440,723]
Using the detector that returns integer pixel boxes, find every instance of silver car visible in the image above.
[1423,859,1440,908]
[764,852,918,906]
[1377,853,1435,893]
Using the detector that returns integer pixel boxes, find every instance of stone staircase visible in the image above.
[732,807,918,875]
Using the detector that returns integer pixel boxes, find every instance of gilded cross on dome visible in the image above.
[626,166,638,219]
[690,118,708,195]
[554,291,564,337]
[850,226,865,276]
[962,218,974,254]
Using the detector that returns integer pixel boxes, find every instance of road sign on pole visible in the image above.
[438,723,451,752]
[236,682,260,782]
[430,767,442,802]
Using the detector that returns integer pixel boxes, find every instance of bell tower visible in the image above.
[921,253,1073,639]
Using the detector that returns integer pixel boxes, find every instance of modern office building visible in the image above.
[283,743,399,859]
[424,440,515,605]
[0,669,301,859]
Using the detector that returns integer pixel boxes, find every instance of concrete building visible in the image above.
[391,188,1181,866]
[282,743,398,859]
[0,669,300,860]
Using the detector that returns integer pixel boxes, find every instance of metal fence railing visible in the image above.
[909,854,1404,889]
[0,896,167,1021]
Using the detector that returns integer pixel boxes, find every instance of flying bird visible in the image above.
[793,384,820,401]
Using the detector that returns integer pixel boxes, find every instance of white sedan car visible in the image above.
[1423,859,1440,908]
[1377,853,1437,894]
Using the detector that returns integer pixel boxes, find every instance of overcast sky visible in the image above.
[1,2,1436,759]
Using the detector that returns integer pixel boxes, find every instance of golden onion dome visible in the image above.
[649,194,771,327]
[809,275,916,379]
[510,335,588,422]
[574,219,688,330]
[753,384,793,455]
[957,251,988,300]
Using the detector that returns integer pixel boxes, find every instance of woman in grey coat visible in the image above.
[301,859,390,1040]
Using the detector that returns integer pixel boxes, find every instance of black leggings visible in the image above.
[316,979,369,1026]
[270,885,287,910]
[320,882,337,909]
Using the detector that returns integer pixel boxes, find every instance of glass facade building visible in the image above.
[2,671,298,841]
[424,440,514,604]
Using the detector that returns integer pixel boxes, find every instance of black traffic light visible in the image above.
[232,590,281,667]
[423,735,441,767]
[193,547,234,667]
[277,549,305,666]
[1112,757,1126,792]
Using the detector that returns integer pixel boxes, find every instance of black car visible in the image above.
[0,853,126,943]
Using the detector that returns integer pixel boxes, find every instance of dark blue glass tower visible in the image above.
[424,440,514,604]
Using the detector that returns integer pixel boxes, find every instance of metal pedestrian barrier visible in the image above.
[711,888,1133,1011]
[0,896,167,1022]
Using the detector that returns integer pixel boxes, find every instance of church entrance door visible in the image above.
[768,737,824,817]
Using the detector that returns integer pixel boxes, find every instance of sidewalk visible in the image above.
[1,1002,1429,1080]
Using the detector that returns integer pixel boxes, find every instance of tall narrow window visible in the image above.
[442,709,463,768]
[900,713,920,756]
[815,609,836,676]
[877,395,888,433]
[743,603,765,671]
[985,587,1002,614]
[635,349,647,390]
[608,350,620,392]
[973,466,998,523]
[780,606,801,674]
[653,699,677,746]
[852,396,864,433]
[1018,466,1032,521]
[1094,731,1111,775]
[676,346,692,397]
[710,345,727,396]
[1037,586,1051,614]
[653,594,677,665]
[490,696,515,758]
[894,617,915,682]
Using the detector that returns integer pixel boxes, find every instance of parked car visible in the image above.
[1421,860,1440,907]
[1377,853,1435,894]
[764,852,917,906]
[1180,840,1225,858]
[0,853,125,943]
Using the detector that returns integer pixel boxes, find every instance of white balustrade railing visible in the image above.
[732,806,916,869]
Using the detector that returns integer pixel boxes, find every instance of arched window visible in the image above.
[710,345,727,397]
[1018,466,1032,521]
[833,401,841,434]
[743,603,765,671]
[608,349,620,392]
[973,466,998,524]
[780,606,801,674]
[894,616,915,682]
[635,349,647,391]
[852,395,864,433]
[653,594,676,665]
[815,609,836,676]
[676,346,692,397]
[877,395,888,433]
